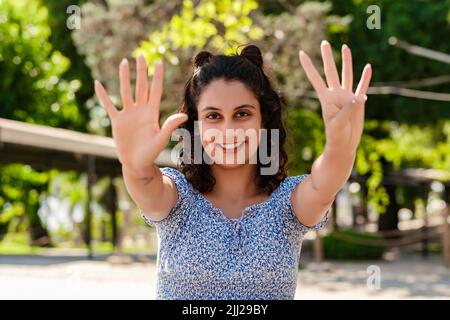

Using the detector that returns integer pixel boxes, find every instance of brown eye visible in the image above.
[236,111,250,118]
[206,113,221,120]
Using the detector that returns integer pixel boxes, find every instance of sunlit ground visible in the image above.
[1,251,449,300]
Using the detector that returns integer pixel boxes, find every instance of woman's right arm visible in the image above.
[121,163,178,222]
[94,55,188,222]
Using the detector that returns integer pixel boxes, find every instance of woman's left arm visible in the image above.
[292,40,372,227]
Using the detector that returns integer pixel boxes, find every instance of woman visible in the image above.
[94,41,372,299]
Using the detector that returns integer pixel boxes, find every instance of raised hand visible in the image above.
[94,56,188,173]
[299,40,372,153]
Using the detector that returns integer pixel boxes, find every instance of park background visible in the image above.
[0,0,450,299]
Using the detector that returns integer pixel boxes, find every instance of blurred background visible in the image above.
[0,0,449,299]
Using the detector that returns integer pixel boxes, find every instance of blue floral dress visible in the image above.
[141,167,329,300]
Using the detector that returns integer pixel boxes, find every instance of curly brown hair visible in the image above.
[176,44,288,195]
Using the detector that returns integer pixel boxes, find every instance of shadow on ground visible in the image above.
[0,253,157,266]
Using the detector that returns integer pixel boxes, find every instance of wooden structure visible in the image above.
[0,117,174,258]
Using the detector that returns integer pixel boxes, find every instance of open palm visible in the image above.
[299,41,372,152]
[94,56,188,172]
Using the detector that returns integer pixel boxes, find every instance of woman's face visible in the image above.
[197,79,262,168]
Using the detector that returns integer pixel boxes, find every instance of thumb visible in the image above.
[332,95,365,128]
[159,113,189,143]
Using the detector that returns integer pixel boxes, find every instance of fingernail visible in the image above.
[343,43,348,49]
[367,63,371,68]
[121,58,128,64]
[299,50,305,56]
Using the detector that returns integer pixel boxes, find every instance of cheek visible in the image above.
[246,117,263,146]
[198,122,218,149]
[200,122,261,144]
[197,115,263,153]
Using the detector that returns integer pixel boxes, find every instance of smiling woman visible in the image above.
[179,46,288,196]
[94,42,372,300]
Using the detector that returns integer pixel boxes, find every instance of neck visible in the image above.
[208,164,261,202]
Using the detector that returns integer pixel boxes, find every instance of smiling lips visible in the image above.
[215,141,245,153]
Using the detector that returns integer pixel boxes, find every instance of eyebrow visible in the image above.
[201,104,256,112]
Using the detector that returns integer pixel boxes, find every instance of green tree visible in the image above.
[327,0,450,123]
[0,0,84,129]
[0,0,85,245]
[259,1,450,229]
[43,0,93,129]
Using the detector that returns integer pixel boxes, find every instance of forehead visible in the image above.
[198,79,259,110]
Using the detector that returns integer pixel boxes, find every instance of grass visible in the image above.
[0,233,44,255]
[0,233,156,256]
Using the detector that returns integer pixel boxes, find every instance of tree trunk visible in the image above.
[27,198,52,247]
[378,183,399,231]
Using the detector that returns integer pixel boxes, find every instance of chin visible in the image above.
[213,162,248,170]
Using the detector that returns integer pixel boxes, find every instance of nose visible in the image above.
[222,130,247,145]
[212,120,244,144]
[223,130,238,144]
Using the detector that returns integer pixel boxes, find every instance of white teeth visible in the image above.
[217,141,244,149]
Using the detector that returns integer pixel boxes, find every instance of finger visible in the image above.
[331,95,365,132]
[135,54,149,107]
[355,64,372,96]
[119,58,134,109]
[299,50,328,95]
[341,44,353,91]
[320,40,341,89]
[351,94,367,133]
[350,95,367,141]
[148,61,164,123]
[332,98,356,127]
[158,113,189,144]
[94,80,118,119]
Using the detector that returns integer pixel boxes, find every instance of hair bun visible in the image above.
[193,51,213,68]
[240,45,263,69]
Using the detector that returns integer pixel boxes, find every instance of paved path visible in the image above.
[0,253,449,299]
